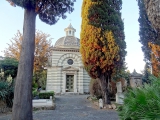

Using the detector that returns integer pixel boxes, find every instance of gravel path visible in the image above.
[0,95,119,120]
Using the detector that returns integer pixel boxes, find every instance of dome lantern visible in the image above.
[54,24,80,48]
[64,23,76,37]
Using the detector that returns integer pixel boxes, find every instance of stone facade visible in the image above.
[130,70,142,88]
[46,24,90,94]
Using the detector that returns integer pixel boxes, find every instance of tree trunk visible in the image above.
[98,74,111,105]
[12,9,36,120]
[144,0,160,33]
[107,75,111,104]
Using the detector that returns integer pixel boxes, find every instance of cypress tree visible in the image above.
[81,0,126,104]
[142,63,151,83]
[138,0,159,63]
[88,0,126,71]
[138,0,160,78]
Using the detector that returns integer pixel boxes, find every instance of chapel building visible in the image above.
[46,24,91,94]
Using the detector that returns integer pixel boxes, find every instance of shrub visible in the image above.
[118,75,160,120]
[39,91,54,99]
[89,79,102,99]
[0,81,14,108]
[32,82,38,89]
[32,90,39,98]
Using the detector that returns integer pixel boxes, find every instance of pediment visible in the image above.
[62,66,79,71]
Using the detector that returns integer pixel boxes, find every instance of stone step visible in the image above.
[61,92,79,95]
[32,99,53,107]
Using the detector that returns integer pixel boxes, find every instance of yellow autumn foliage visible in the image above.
[80,0,120,78]
[4,30,52,73]
[148,42,160,76]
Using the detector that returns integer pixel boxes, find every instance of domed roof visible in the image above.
[54,36,80,48]
[54,24,80,49]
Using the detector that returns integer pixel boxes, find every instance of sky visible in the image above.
[0,0,145,73]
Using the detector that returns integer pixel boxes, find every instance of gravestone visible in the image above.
[117,81,122,93]
[116,81,124,104]
[99,99,103,109]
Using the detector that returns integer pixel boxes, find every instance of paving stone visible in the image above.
[0,95,119,120]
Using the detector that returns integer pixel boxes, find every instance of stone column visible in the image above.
[74,72,77,93]
[79,67,84,93]
[57,67,62,93]
[62,72,66,93]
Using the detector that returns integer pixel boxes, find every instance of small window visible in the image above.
[69,30,71,34]
[67,59,73,65]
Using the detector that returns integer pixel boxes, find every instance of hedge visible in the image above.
[39,91,54,99]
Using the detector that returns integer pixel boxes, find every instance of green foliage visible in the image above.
[81,0,126,78]
[0,57,18,79]
[32,81,38,89]
[88,0,126,71]
[112,65,130,84]
[142,63,152,83]
[7,0,76,25]
[81,0,126,104]
[138,0,160,63]
[0,81,14,108]
[32,90,38,98]
[39,91,54,99]
[118,75,160,120]
[33,70,47,89]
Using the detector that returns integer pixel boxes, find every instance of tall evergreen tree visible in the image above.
[142,63,151,83]
[88,0,126,71]
[138,0,159,63]
[6,0,76,120]
[138,0,160,77]
[81,0,126,104]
